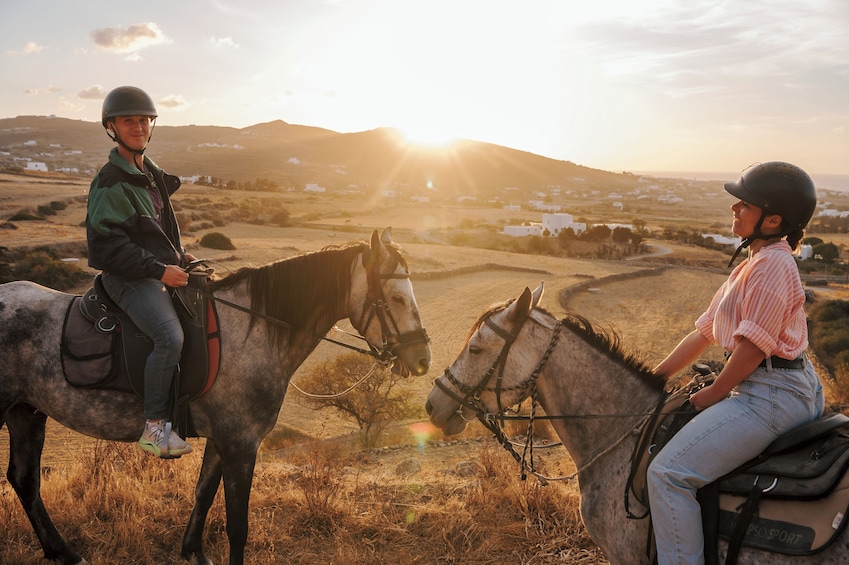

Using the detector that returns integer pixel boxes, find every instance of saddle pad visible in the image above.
[718,470,849,555]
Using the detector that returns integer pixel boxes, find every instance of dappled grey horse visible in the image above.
[426,283,848,565]
[0,228,431,565]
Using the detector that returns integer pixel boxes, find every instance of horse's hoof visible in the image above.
[186,552,214,565]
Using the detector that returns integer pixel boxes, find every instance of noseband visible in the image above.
[434,308,562,478]
[357,251,430,365]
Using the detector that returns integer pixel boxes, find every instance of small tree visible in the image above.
[294,353,413,447]
[813,242,840,263]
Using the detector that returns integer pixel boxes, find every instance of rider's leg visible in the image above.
[102,273,190,457]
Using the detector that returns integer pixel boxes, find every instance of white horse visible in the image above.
[425,283,848,564]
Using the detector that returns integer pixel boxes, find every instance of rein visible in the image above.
[434,308,659,483]
[199,291,377,356]
[198,249,428,367]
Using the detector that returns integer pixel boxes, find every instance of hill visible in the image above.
[1,115,639,198]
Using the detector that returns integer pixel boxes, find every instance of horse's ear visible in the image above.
[531,282,544,308]
[506,287,533,324]
[364,229,381,268]
[380,227,394,245]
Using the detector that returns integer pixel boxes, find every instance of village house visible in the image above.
[502,212,586,237]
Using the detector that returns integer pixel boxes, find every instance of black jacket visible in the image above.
[86,148,185,281]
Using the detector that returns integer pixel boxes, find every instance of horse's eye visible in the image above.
[392,295,405,305]
[468,345,481,355]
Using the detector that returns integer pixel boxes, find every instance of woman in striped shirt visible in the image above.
[646,161,825,565]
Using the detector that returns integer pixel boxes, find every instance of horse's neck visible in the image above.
[535,334,659,472]
[216,282,343,373]
[534,337,659,563]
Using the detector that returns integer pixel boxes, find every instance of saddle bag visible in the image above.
[60,295,122,388]
[702,413,849,564]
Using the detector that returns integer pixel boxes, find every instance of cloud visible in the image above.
[158,94,190,110]
[78,85,108,100]
[7,41,44,55]
[210,36,240,49]
[90,22,168,54]
[23,85,62,96]
[59,97,85,113]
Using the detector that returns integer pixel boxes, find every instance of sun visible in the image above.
[398,124,458,148]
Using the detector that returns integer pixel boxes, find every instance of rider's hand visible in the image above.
[161,264,189,287]
[689,384,725,411]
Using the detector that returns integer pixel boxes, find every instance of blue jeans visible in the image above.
[647,362,824,565]
[101,273,184,420]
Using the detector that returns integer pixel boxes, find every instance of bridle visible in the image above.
[354,249,430,365]
[198,245,429,367]
[433,306,656,484]
[433,306,563,479]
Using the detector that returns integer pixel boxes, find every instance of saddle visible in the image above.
[626,366,849,564]
[60,269,221,435]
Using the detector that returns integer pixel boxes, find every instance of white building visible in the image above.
[503,224,542,237]
[304,183,326,193]
[502,212,586,237]
[26,161,48,172]
[702,233,740,246]
[542,213,586,235]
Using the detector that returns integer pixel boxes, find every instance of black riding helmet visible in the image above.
[101,86,158,158]
[724,161,817,266]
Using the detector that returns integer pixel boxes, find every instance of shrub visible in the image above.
[8,212,43,221]
[270,209,290,227]
[808,299,849,404]
[37,205,57,216]
[199,232,235,250]
[8,251,90,289]
[294,353,414,448]
[49,200,68,211]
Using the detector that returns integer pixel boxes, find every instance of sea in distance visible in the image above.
[636,171,849,194]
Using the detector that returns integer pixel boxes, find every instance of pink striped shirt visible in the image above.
[695,240,807,360]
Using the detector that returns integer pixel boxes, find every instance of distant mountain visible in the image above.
[0,115,638,197]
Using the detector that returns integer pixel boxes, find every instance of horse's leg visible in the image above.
[180,439,257,565]
[182,441,223,565]
[5,404,87,565]
[218,441,258,565]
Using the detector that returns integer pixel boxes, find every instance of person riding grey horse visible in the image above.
[648,161,824,565]
[86,85,194,458]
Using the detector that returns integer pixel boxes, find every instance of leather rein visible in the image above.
[433,308,563,480]
[197,251,429,367]
[433,307,654,483]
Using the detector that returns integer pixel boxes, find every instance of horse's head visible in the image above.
[349,227,431,377]
[426,283,545,436]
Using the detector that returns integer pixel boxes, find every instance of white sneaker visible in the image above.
[138,420,193,459]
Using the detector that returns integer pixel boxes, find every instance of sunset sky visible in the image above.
[2,0,847,176]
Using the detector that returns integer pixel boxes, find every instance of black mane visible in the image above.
[207,241,367,346]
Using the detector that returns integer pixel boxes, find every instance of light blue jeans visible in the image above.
[102,273,184,421]
[647,362,824,565]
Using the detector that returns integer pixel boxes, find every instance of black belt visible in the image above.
[758,355,806,370]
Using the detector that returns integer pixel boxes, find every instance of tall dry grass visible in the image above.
[1,438,605,565]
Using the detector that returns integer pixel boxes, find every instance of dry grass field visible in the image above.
[1,171,845,564]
